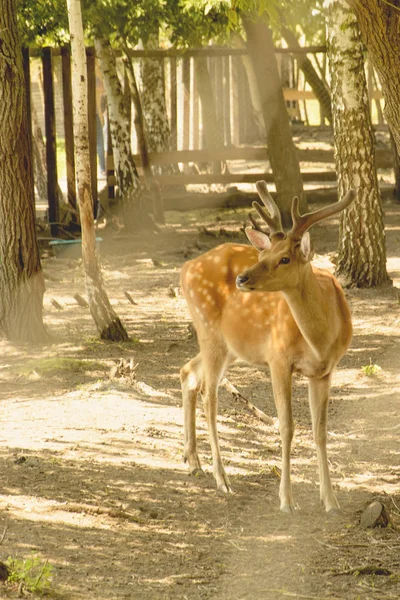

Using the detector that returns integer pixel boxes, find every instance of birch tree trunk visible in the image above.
[95,37,150,230]
[348,1,400,157]
[67,0,129,340]
[0,0,48,342]
[124,55,165,224]
[326,0,390,287]
[140,33,173,162]
[242,15,306,225]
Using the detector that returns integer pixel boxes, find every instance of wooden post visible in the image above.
[86,47,97,213]
[182,56,190,152]
[106,110,114,201]
[61,46,77,222]
[169,56,177,150]
[230,55,240,146]
[223,55,231,146]
[42,47,59,235]
[192,58,200,150]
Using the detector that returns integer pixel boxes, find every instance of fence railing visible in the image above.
[26,44,389,224]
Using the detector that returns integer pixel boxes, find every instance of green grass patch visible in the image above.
[13,357,105,378]
[361,362,382,377]
[6,554,54,595]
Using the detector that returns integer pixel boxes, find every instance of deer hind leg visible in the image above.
[270,364,294,513]
[180,353,203,475]
[199,339,232,493]
[308,375,340,513]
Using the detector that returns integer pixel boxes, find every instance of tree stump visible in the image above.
[360,501,390,528]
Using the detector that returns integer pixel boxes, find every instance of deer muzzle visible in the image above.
[236,273,251,290]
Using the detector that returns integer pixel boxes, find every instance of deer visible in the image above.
[180,181,356,513]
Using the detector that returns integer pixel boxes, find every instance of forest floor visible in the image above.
[0,193,399,600]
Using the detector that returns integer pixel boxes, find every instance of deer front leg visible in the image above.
[201,346,231,493]
[308,375,340,513]
[270,364,294,513]
[181,354,203,475]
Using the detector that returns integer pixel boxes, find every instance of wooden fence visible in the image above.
[26,45,390,226]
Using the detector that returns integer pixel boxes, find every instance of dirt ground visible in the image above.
[0,195,399,600]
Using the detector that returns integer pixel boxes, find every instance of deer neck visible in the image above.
[282,265,332,360]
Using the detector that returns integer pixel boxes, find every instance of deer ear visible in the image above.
[245,227,272,251]
[300,232,313,260]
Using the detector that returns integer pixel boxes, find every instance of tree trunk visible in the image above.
[230,33,265,140]
[67,0,129,340]
[94,37,149,230]
[124,53,165,224]
[348,1,400,156]
[31,103,73,223]
[0,0,48,342]
[193,56,226,174]
[140,33,174,164]
[326,0,390,287]
[242,15,306,225]
[390,131,400,202]
[281,27,332,125]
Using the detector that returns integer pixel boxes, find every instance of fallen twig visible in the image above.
[124,291,138,305]
[259,590,337,600]
[332,564,391,576]
[52,502,140,523]
[222,378,277,427]
[73,293,89,308]
[0,526,7,545]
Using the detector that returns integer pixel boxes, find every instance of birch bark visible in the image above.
[140,33,173,160]
[326,0,389,287]
[95,37,149,230]
[348,1,400,157]
[67,0,129,340]
[0,0,48,341]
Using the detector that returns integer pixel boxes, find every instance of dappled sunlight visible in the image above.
[0,203,398,599]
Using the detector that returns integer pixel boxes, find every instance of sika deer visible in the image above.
[180,181,355,513]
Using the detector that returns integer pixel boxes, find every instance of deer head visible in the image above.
[236,181,356,293]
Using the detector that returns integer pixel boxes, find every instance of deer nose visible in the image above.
[236,273,250,288]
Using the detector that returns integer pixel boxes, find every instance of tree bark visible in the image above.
[281,27,332,125]
[124,53,165,224]
[348,1,400,156]
[0,0,48,342]
[94,37,149,231]
[67,0,129,340]
[193,55,226,174]
[230,33,265,140]
[242,15,306,225]
[140,33,174,164]
[326,0,390,287]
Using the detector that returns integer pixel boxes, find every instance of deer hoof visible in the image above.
[217,482,232,494]
[326,506,341,516]
[280,504,295,514]
[190,467,205,478]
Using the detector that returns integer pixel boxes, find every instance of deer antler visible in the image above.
[289,189,357,240]
[252,181,284,237]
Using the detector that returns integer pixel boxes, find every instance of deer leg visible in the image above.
[270,364,294,513]
[180,353,203,475]
[308,375,340,513]
[201,342,232,493]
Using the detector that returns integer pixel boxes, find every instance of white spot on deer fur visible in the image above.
[213,256,221,264]
[221,266,228,275]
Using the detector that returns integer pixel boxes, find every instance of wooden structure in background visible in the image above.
[25,45,390,222]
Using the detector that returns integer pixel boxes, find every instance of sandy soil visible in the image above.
[0,197,399,599]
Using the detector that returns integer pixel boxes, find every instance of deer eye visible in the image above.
[279,257,291,265]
